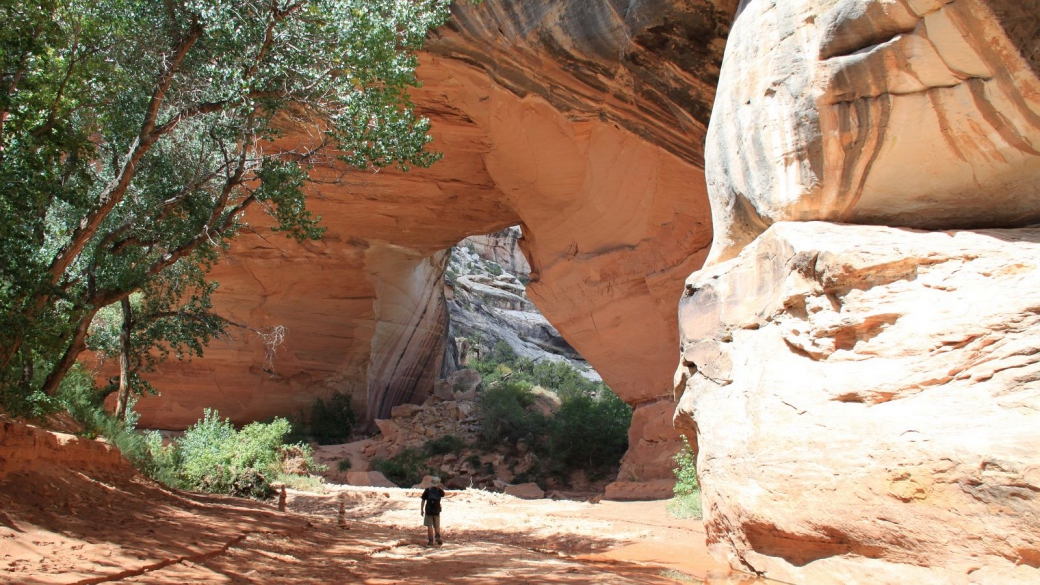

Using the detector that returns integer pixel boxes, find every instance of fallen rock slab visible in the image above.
[345,471,398,489]
[504,482,545,500]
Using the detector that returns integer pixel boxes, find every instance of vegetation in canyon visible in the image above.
[146,409,324,498]
[55,364,325,498]
[370,342,633,489]
[666,436,701,520]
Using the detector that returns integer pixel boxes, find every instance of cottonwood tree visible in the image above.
[0,0,449,412]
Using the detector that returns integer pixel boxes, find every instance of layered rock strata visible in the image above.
[675,222,1040,583]
[133,0,727,492]
[463,227,530,277]
[447,232,596,374]
[706,0,1040,263]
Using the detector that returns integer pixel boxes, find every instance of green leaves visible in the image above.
[672,435,699,496]
[667,435,702,519]
[0,0,451,405]
[154,408,315,498]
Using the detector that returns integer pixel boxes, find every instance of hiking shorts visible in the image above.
[423,514,440,529]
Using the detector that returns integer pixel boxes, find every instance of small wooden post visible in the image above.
[338,495,347,528]
[278,484,287,512]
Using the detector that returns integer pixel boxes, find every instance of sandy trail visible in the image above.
[0,452,768,584]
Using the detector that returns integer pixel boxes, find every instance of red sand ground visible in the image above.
[0,422,772,584]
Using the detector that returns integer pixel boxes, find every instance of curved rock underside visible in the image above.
[133,0,730,494]
[677,0,1040,581]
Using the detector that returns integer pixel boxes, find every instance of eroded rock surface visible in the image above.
[680,0,1040,578]
[134,0,724,491]
[447,231,596,374]
[675,221,1040,583]
[706,0,1040,263]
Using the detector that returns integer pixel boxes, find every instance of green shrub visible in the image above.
[276,472,327,493]
[284,393,357,445]
[477,381,548,446]
[667,435,702,519]
[309,393,357,445]
[56,365,156,475]
[373,448,431,487]
[148,409,323,499]
[173,410,286,498]
[667,493,702,520]
[338,458,353,472]
[469,347,633,483]
[544,387,631,481]
[145,431,181,487]
[672,435,699,496]
[424,435,466,456]
[485,261,504,276]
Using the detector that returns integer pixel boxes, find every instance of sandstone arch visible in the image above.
[132,0,734,495]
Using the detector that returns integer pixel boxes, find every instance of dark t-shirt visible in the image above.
[422,486,444,515]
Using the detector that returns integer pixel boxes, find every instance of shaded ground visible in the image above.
[0,422,770,584]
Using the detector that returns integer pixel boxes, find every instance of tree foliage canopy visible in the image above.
[0,0,449,412]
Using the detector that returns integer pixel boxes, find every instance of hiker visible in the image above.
[420,477,447,545]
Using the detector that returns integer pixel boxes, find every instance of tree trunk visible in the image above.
[40,306,100,397]
[114,297,133,420]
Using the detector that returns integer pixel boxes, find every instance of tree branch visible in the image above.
[45,20,204,291]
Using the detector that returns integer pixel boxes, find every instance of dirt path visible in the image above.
[0,421,770,584]
[1,467,768,584]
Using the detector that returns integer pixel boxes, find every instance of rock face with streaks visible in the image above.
[676,222,1040,583]
[462,227,531,277]
[132,0,730,493]
[677,0,1040,581]
[706,0,1040,263]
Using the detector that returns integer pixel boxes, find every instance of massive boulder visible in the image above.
[132,0,733,492]
[706,0,1040,263]
[678,0,1040,580]
[675,222,1040,582]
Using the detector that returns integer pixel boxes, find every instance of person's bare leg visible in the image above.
[427,525,434,544]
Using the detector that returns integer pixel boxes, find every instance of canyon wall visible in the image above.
[676,0,1040,581]
[134,0,734,494]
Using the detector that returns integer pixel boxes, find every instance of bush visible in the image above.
[424,435,466,456]
[667,435,702,519]
[667,493,702,520]
[276,473,326,493]
[338,458,353,472]
[373,449,431,487]
[148,409,324,499]
[476,381,548,446]
[308,393,357,445]
[284,393,357,445]
[485,261,504,276]
[174,410,287,498]
[56,365,156,475]
[544,387,631,481]
[469,346,633,484]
